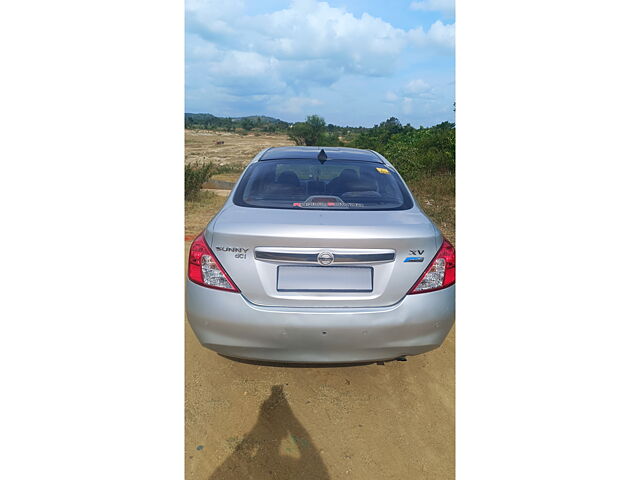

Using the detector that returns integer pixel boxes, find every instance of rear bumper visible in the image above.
[186,281,455,363]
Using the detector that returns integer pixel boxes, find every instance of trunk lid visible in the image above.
[205,205,441,307]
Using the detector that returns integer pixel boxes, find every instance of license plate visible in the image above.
[277,266,373,292]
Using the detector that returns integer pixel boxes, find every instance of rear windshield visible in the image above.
[233,158,413,210]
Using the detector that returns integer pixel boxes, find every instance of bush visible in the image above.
[349,119,455,181]
[185,162,217,200]
[319,132,344,147]
[383,126,455,179]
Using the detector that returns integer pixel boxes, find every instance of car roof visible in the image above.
[257,146,386,164]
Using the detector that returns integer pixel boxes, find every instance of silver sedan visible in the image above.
[186,146,455,363]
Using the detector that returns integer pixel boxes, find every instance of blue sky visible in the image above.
[186,0,454,127]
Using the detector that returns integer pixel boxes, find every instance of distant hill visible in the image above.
[184,113,372,135]
[229,115,284,124]
[185,113,290,131]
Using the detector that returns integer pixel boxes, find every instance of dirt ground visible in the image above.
[185,130,295,165]
[185,132,455,480]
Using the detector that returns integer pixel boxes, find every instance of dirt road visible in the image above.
[185,301,454,479]
[185,132,454,479]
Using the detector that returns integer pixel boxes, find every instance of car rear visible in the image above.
[186,147,455,363]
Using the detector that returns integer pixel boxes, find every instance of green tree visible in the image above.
[306,114,326,132]
[240,118,254,131]
[288,114,327,146]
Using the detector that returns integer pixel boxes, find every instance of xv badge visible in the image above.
[409,249,424,255]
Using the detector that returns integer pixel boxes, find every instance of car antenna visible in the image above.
[317,148,328,164]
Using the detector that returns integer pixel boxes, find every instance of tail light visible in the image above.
[188,233,240,292]
[408,238,455,294]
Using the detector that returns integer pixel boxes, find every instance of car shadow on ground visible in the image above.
[210,384,330,480]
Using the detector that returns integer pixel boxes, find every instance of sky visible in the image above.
[185,0,455,128]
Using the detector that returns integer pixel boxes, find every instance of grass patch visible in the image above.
[185,191,228,238]
[406,174,455,244]
[210,164,246,175]
[210,173,242,184]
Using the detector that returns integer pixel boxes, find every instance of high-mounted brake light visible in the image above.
[408,238,455,294]
[188,233,240,292]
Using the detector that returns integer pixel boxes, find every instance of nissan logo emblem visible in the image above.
[317,251,334,266]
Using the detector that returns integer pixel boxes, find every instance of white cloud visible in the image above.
[185,33,221,62]
[239,1,408,76]
[408,20,455,52]
[185,0,455,125]
[383,78,438,117]
[208,51,287,94]
[186,0,452,94]
[278,96,323,114]
[385,91,400,102]
[186,0,246,21]
[403,79,432,96]
[410,0,455,17]
[401,97,414,115]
